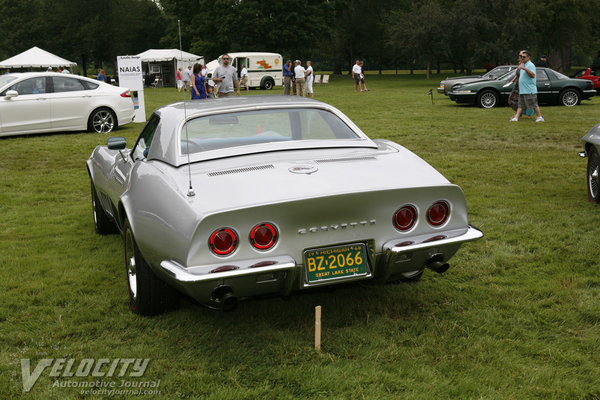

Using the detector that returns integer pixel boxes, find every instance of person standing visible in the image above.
[182,65,192,91]
[359,61,369,91]
[305,60,314,97]
[213,54,240,97]
[176,67,183,92]
[97,69,106,81]
[293,60,307,96]
[511,50,543,122]
[283,60,292,95]
[591,51,600,72]
[62,66,70,74]
[352,60,361,92]
[190,63,206,99]
[240,64,249,91]
[536,55,548,67]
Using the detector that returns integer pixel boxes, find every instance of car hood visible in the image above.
[582,123,600,145]
[147,140,452,215]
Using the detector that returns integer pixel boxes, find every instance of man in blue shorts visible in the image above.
[511,50,544,122]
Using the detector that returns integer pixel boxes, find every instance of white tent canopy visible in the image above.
[0,46,76,68]
[137,49,203,63]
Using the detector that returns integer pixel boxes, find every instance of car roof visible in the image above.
[146,96,377,167]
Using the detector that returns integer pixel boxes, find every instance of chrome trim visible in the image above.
[160,255,296,283]
[387,225,483,254]
[579,151,588,158]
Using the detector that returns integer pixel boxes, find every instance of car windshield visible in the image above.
[181,108,359,154]
[497,70,516,81]
[482,67,508,79]
[0,75,18,87]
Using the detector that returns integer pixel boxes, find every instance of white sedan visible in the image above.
[0,72,135,136]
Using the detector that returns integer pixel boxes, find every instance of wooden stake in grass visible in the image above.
[315,305,322,352]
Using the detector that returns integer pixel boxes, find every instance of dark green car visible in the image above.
[448,67,595,108]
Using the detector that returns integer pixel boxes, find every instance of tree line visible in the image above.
[1,0,598,76]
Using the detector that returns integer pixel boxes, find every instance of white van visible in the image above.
[206,52,283,90]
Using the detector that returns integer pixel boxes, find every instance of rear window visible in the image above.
[181,108,359,154]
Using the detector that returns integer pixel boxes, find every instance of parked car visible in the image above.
[87,96,483,315]
[448,67,596,108]
[579,123,600,203]
[0,72,134,136]
[438,65,517,95]
[573,68,600,93]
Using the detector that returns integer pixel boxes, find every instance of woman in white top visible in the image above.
[305,61,314,97]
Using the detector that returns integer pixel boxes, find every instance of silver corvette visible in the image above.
[580,122,600,202]
[87,96,483,315]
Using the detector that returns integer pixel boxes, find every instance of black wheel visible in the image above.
[124,218,178,315]
[91,181,118,234]
[477,90,499,108]
[559,89,580,107]
[262,79,274,90]
[587,147,600,203]
[88,107,117,133]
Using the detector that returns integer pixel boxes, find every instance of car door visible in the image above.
[50,76,92,130]
[109,114,160,195]
[0,76,51,135]
[535,69,553,103]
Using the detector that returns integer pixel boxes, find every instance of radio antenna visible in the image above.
[179,19,195,197]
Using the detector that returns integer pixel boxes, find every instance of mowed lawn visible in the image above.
[1,74,600,399]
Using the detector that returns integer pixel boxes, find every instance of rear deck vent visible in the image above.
[316,156,376,163]
[208,164,275,177]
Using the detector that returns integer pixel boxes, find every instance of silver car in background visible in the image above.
[0,72,134,136]
[87,96,483,315]
[438,65,517,95]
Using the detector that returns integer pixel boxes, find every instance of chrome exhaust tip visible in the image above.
[426,254,450,274]
[210,286,238,311]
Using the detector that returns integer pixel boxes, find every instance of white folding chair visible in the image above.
[322,75,329,84]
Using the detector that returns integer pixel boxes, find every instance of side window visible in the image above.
[131,115,160,161]
[82,81,99,90]
[8,77,46,95]
[537,70,549,81]
[52,77,86,92]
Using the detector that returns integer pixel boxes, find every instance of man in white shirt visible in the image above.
[305,61,314,97]
[182,66,192,91]
[294,60,307,97]
[240,64,249,91]
[352,60,361,92]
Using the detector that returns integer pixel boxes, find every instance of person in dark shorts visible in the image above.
[510,50,544,122]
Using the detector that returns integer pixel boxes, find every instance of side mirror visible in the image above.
[5,90,18,98]
[107,136,126,150]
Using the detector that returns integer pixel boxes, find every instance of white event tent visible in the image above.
[0,46,76,70]
[136,49,203,87]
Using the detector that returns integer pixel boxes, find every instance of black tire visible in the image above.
[559,88,580,107]
[88,107,117,133]
[477,90,499,108]
[262,79,274,90]
[124,218,178,315]
[91,181,118,234]
[587,147,600,203]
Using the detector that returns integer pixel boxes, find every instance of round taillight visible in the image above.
[393,205,417,231]
[427,201,450,226]
[209,228,238,256]
[250,223,278,250]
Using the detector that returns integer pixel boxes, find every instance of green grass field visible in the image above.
[2,75,600,399]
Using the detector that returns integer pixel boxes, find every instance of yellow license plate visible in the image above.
[304,243,368,283]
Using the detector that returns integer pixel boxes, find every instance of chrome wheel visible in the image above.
[478,90,498,108]
[125,225,137,303]
[560,89,579,107]
[588,147,600,203]
[90,108,115,133]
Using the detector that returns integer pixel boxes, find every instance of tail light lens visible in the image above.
[393,205,417,231]
[209,228,238,256]
[427,201,450,226]
[250,223,278,250]
[120,90,131,98]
